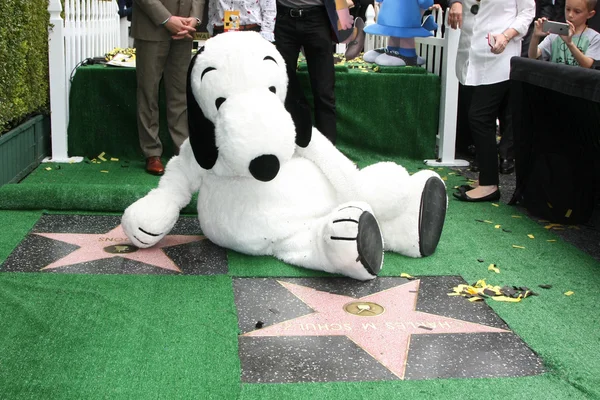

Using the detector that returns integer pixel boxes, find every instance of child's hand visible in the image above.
[337,8,354,30]
[533,17,549,38]
[559,20,576,44]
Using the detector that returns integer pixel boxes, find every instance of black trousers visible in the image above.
[468,81,511,186]
[274,4,337,143]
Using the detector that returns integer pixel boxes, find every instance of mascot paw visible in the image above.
[121,191,180,248]
[325,203,384,281]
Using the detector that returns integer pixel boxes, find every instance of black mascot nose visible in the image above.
[249,154,280,182]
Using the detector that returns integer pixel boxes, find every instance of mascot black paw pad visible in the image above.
[356,211,384,276]
[418,177,447,257]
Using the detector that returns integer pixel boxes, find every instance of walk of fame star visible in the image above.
[35,225,204,272]
[243,280,509,379]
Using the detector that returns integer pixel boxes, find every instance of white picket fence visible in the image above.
[47,0,128,162]
[46,1,465,166]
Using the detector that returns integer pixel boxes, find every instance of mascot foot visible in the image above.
[375,51,425,67]
[363,48,386,63]
[418,177,447,256]
[356,211,384,276]
[325,204,384,280]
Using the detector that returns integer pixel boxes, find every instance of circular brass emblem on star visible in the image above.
[343,301,385,317]
[103,244,139,254]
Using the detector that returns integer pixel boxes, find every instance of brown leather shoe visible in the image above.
[146,156,165,176]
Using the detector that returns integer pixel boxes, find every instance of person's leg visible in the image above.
[302,8,337,143]
[135,39,169,158]
[275,7,314,143]
[163,38,193,155]
[497,88,514,173]
[466,81,509,198]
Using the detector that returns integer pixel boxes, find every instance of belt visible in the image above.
[277,4,325,17]
[213,23,260,34]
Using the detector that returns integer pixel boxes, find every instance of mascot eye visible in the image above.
[215,97,226,110]
[269,86,276,94]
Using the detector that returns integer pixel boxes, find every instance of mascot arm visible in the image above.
[121,140,203,248]
[295,128,360,199]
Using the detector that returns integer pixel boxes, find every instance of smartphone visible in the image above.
[487,33,496,48]
[542,20,570,35]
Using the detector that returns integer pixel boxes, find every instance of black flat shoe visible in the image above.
[499,159,515,174]
[453,189,501,202]
[457,184,476,192]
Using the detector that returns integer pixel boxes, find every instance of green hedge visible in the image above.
[0,0,50,135]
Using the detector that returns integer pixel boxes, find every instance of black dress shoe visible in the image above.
[453,189,501,202]
[499,159,515,174]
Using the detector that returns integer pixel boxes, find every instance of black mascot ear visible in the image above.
[286,98,312,148]
[187,47,218,169]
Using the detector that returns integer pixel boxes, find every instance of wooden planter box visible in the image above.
[0,115,50,186]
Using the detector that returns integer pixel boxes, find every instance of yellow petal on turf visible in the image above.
[492,296,522,303]
[512,245,525,249]
[483,220,493,224]
[492,203,499,207]
[564,291,574,296]
[110,157,119,161]
[45,167,52,171]
[527,234,535,239]
[100,170,109,173]
[495,225,501,229]
[547,239,556,242]
[565,209,572,218]
[488,264,500,273]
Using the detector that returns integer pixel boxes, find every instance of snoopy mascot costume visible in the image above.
[122,31,447,281]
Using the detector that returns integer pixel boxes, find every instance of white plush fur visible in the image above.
[122,31,446,280]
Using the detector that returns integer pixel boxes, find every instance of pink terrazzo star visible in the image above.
[243,280,510,379]
[36,225,204,272]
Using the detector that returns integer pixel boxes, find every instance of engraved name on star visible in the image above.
[243,280,509,379]
[35,225,204,272]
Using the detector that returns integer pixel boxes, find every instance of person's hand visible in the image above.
[559,20,576,44]
[337,8,354,30]
[533,17,549,38]
[448,2,463,29]
[164,16,196,39]
[429,3,441,10]
[490,33,508,54]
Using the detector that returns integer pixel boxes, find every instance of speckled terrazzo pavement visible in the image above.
[233,277,545,382]
[0,214,228,275]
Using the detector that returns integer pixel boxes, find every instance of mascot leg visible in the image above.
[356,164,447,257]
[277,202,384,281]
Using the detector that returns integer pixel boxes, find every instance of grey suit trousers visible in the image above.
[135,38,192,158]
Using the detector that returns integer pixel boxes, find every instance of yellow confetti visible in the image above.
[527,234,535,239]
[447,293,461,296]
[442,176,447,181]
[495,225,501,229]
[97,152,107,162]
[492,203,499,207]
[45,167,52,171]
[483,220,493,224]
[512,245,525,249]
[544,223,563,230]
[400,273,414,279]
[565,209,572,218]
[511,215,522,218]
[110,157,119,162]
[491,296,522,303]
[564,291,574,296]
[488,264,500,273]
[468,297,483,302]
[547,202,553,209]
[100,170,109,173]
[547,239,556,242]
[448,172,456,175]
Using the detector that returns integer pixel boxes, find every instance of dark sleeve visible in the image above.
[537,0,554,19]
